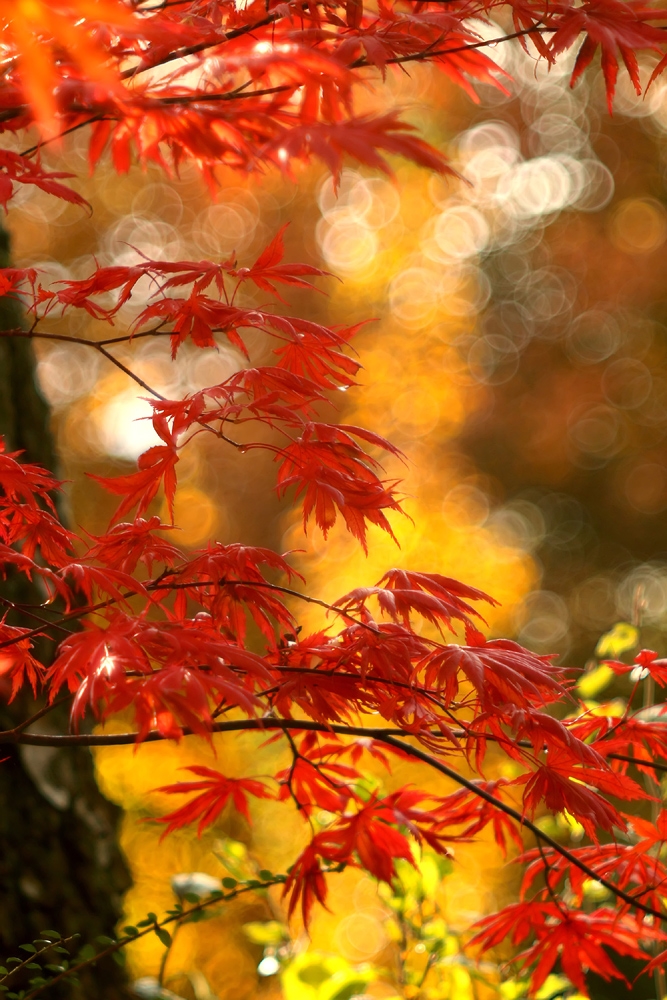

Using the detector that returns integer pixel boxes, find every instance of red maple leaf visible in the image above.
[421,634,566,710]
[0,622,44,701]
[0,151,88,212]
[514,750,649,839]
[161,541,298,641]
[154,766,274,837]
[89,412,179,522]
[282,839,331,927]
[549,0,666,112]
[275,755,361,815]
[471,902,656,994]
[231,224,330,302]
[276,421,405,551]
[606,648,667,686]
[430,781,525,856]
[85,516,183,575]
[335,569,497,632]
[2,0,132,137]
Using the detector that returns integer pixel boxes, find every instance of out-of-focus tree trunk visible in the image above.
[0,225,132,997]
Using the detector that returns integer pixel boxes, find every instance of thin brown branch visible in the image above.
[97,326,169,346]
[96,343,167,399]
[0,935,80,994]
[378,733,667,925]
[0,329,167,399]
[17,21,552,155]
[20,115,108,158]
[120,4,311,82]
[9,695,73,737]
[0,595,72,636]
[21,875,289,1000]
[348,23,552,69]
[0,716,396,746]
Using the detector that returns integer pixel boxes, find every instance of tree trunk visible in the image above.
[0,225,132,997]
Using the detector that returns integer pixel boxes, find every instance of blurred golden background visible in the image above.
[8,29,667,1000]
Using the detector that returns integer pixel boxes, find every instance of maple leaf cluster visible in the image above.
[0,0,665,200]
[0,246,667,989]
[2,1,667,997]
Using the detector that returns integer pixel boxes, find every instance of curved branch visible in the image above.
[0,329,167,399]
[2,716,665,923]
[21,873,291,1000]
[378,733,667,922]
[17,21,552,155]
[120,6,304,81]
[0,717,402,745]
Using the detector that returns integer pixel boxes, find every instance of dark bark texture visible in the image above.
[0,226,132,997]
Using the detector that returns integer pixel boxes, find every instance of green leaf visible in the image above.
[155,928,172,948]
[122,926,139,937]
[284,954,373,1000]
[38,932,60,941]
[258,870,273,880]
[5,960,20,967]
[18,946,36,954]
[327,982,369,1000]
[25,964,40,971]
[95,935,115,946]
[112,952,126,966]
[221,877,237,889]
[77,945,95,962]
[298,965,330,987]
[183,892,200,904]
[242,921,289,946]
[535,975,570,999]
[0,968,7,975]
